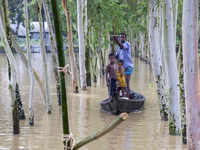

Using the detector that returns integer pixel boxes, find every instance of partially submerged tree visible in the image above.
[84,0,91,86]
[38,0,51,114]
[0,14,19,134]
[149,0,168,121]
[163,0,181,135]
[24,0,35,125]
[77,0,87,90]
[182,0,200,148]
[2,0,25,121]
[62,0,79,93]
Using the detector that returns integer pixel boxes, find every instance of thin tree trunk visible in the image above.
[139,33,145,60]
[90,25,97,82]
[85,27,91,86]
[98,30,103,77]
[84,0,91,86]
[101,31,107,76]
[163,0,181,135]
[73,47,81,86]
[105,33,110,65]
[62,0,79,92]
[172,0,178,47]
[24,0,35,125]
[149,0,168,121]
[179,44,186,144]
[11,36,46,106]
[160,3,167,89]
[2,0,25,120]
[51,0,71,148]
[43,0,61,105]
[77,0,87,90]
[0,15,19,134]
[182,0,200,148]
[38,0,51,114]
[2,0,20,133]
[91,24,100,70]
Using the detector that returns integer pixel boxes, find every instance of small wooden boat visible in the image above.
[100,90,146,115]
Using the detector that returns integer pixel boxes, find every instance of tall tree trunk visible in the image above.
[85,27,91,86]
[98,30,103,77]
[24,0,35,125]
[2,0,25,120]
[51,0,71,148]
[149,0,168,121]
[100,30,107,76]
[90,24,98,82]
[43,0,62,104]
[84,0,91,86]
[0,15,19,134]
[179,44,186,144]
[182,0,200,148]
[62,0,79,92]
[139,33,145,60]
[160,3,168,89]
[77,0,87,90]
[172,0,178,47]
[2,0,20,134]
[163,0,181,135]
[38,1,51,114]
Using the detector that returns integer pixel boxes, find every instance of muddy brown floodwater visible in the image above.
[0,53,186,150]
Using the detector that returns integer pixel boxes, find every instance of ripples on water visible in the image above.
[0,53,186,150]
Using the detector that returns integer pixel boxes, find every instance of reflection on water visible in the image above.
[0,53,186,150]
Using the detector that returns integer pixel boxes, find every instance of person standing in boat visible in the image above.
[114,33,134,99]
[116,59,127,97]
[105,53,118,100]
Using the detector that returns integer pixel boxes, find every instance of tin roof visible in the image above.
[10,24,27,37]
[30,21,49,33]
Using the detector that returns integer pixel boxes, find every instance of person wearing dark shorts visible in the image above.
[105,53,118,100]
[108,78,117,97]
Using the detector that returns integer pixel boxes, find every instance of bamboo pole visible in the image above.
[112,16,116,53]
[51,0,70,148]
[73,113,128,150]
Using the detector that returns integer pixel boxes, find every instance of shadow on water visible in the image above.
[0,53,186,150]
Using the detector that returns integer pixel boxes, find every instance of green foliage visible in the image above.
[176,0,183,45]
[9,0,24,24]
[28,0,38,21]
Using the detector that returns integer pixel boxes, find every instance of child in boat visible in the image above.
[116,59,127,97]
[105,53,118,100]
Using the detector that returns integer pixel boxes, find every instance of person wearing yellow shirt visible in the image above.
[116,59,127,97]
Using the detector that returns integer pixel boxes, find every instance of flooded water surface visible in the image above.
[0,53,186,150]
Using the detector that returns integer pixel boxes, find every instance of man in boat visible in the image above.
[114,33,134,99]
